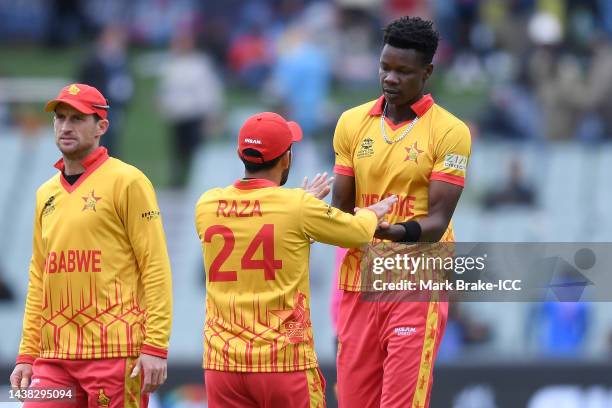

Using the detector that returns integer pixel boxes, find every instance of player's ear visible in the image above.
[278,149,290,168]
[96,118,109,137]
[423,62,433,81]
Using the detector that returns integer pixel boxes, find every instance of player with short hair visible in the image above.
[9,84,173,407]
[195,112,397,408]
[332,17,471,408]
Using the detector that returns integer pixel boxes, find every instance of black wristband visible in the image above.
[396,221,421,242]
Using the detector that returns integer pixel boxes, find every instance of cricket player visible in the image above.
[332,17,471,408]
[9,83,173,407]
[195,112,397,407]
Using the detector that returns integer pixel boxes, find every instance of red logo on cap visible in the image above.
[237,112,303,163]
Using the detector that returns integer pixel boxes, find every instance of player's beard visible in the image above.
[280,166,290,186]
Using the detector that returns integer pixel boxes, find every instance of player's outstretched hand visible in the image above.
[302,172,334,200]
[357,195,398,220]
[10,363,33,400]
[374,221,406,241]
[131,353,167,394]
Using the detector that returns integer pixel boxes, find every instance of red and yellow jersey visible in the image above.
[17,147,173,363]
[333,94,471,291]
[195,178,378,372]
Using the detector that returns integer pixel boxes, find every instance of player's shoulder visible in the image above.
[36,173,61,197]
[430,104,470,134]
[105,157,153,185]
[196,186,226,208]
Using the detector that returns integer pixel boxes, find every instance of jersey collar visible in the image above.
[54,146,110,193]
[233,178,278,190]
[368,93,435,117]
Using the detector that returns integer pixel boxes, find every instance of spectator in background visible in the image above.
[227,24,271,89]
[577,35,612,142]
[78,25,133,157]
[483,158,536,210]
[530,302,589,357]
[46,0,85,47]
[268,3,333,138]
[158,28,224,187]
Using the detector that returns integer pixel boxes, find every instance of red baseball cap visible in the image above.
[238,112,303,163]
[44,83,110,119]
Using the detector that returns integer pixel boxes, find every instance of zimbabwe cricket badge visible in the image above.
[82,190,101,212]
[404,141,423,164]
[357,137,375,159]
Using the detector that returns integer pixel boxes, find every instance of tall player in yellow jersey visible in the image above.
[332,17,471,408]
[9,84,173,407]
[195,112,397,408]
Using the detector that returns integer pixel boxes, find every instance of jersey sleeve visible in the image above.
[333,113,355,177]
[300,192,377,248]
[17,194,45,364]
[430,121,471,187]
[120,175,173,358]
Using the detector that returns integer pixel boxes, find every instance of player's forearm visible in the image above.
[18,262,43,360]
[376,214,449,242]
[415,215,449,242]
[331,194,355,214]
[141,259,173,355]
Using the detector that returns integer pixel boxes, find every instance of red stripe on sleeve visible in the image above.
[141,344,168,359]
[16,354,36,365]
[333,165,355,177]
[430,172,465,187]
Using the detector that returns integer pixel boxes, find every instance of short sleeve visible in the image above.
[430,122,471,187]
[333,113,355,177]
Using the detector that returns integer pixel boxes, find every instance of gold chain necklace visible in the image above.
[380,103,419,144]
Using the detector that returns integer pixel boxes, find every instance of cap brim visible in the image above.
[44,99,97,115]
[287,121,303,143]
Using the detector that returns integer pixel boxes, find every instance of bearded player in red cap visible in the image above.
[9,84,173,407]
[195,112,398,407]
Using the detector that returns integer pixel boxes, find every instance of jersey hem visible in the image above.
[203,362,319,373]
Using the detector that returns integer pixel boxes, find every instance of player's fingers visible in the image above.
[301,176,308,189]
[130,359,141,378]
[142,368,153,393]
[20,375,30,390]
[162,365,168,384]
[9,370,21,388]
[152,368,164,392]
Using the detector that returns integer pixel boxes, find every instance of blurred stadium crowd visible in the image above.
[1,0,612,407]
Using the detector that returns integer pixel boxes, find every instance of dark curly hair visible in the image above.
[383,16,439,64]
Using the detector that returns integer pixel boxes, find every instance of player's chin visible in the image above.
[382,91,407,105]
[57,141,80,154]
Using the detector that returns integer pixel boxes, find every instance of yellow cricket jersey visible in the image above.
[17,147,172,364]
[333,94,471,291]
[195,178,378,372]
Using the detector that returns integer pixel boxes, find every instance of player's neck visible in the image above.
[61,145,98,175]
[243,171,281,186]
[384,93,422,123]
[63,158,86,175]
